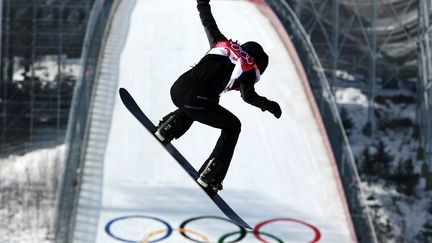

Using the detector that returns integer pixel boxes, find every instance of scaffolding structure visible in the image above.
[287,0,432,167]
[419,0,432,172]
[0,0,94,155]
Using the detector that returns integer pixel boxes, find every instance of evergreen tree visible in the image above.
[391,159,419,196]
[361,146,377,181]
[403,159,419,196]
[375,140,393,179]
[340,107,354,136]
[391,160,406,192]
[363,122,372,137]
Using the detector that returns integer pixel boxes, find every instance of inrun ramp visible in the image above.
[71,0,356,242]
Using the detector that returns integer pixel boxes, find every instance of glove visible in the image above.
[266,100,282,119]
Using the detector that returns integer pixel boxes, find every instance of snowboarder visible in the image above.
[155,0,282,194]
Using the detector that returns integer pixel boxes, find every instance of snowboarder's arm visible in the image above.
[197,0,227,48]
[239,72,282,119]
[240,82,267,109]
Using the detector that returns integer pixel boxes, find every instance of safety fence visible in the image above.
[53,0,118,242]
[263,0,379,242]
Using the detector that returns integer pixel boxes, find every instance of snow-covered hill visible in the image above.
[336,86,432,242]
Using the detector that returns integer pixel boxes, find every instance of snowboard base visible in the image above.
[118,87,251,229]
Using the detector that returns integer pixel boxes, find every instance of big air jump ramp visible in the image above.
[70,0,357,242]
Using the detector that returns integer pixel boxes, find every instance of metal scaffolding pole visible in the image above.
[418,0,432,169]
[1,0,9,152]
[368,0,378,136]
[426,0,431,169]
[331,0,339,91]
[0,0,3,68]
[57,2,65,140]
[0,0,3,148]
[29,0,36,146]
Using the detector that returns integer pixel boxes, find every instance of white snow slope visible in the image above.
[71,0,356,242]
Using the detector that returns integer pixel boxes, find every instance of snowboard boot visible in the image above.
[197,158,224,195]
[155,113,183,144]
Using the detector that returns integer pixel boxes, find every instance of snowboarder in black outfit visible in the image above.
[155,0,282,194]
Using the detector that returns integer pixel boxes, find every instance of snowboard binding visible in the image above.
[155,113,184,144]
[200,182,223,196]
[197,158,224,196]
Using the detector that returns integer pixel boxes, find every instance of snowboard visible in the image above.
[118,88,251,229]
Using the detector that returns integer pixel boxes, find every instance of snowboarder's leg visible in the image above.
[186,105,241,191]
[155,110,193,143]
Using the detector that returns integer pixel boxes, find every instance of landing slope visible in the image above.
[73,0,355,242]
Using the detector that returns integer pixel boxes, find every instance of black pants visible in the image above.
[164,105,241,183]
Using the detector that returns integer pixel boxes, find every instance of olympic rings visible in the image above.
[254,218,321,243]
[230,42,255,65]
[219,231,283,243]
[105,215,322,243]
[141,228,210,243]
[105,215,172,243]
[179,216,246,243]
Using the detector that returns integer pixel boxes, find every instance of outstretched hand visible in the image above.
[266,100,282,119]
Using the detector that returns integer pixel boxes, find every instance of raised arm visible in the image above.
[197,0,227,48]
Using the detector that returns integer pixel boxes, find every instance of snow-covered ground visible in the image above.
[0,145,64,243]
[335,86,432,242]
[71,0,356,242]
[13,56,80,83]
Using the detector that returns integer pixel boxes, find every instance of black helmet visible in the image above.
[241,41,269,75]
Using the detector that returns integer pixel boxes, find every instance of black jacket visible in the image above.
[170,0,270,111]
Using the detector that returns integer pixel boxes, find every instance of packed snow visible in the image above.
[71,0,356,242]
[0,145,64,243]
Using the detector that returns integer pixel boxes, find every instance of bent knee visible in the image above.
[231,118,241,134]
